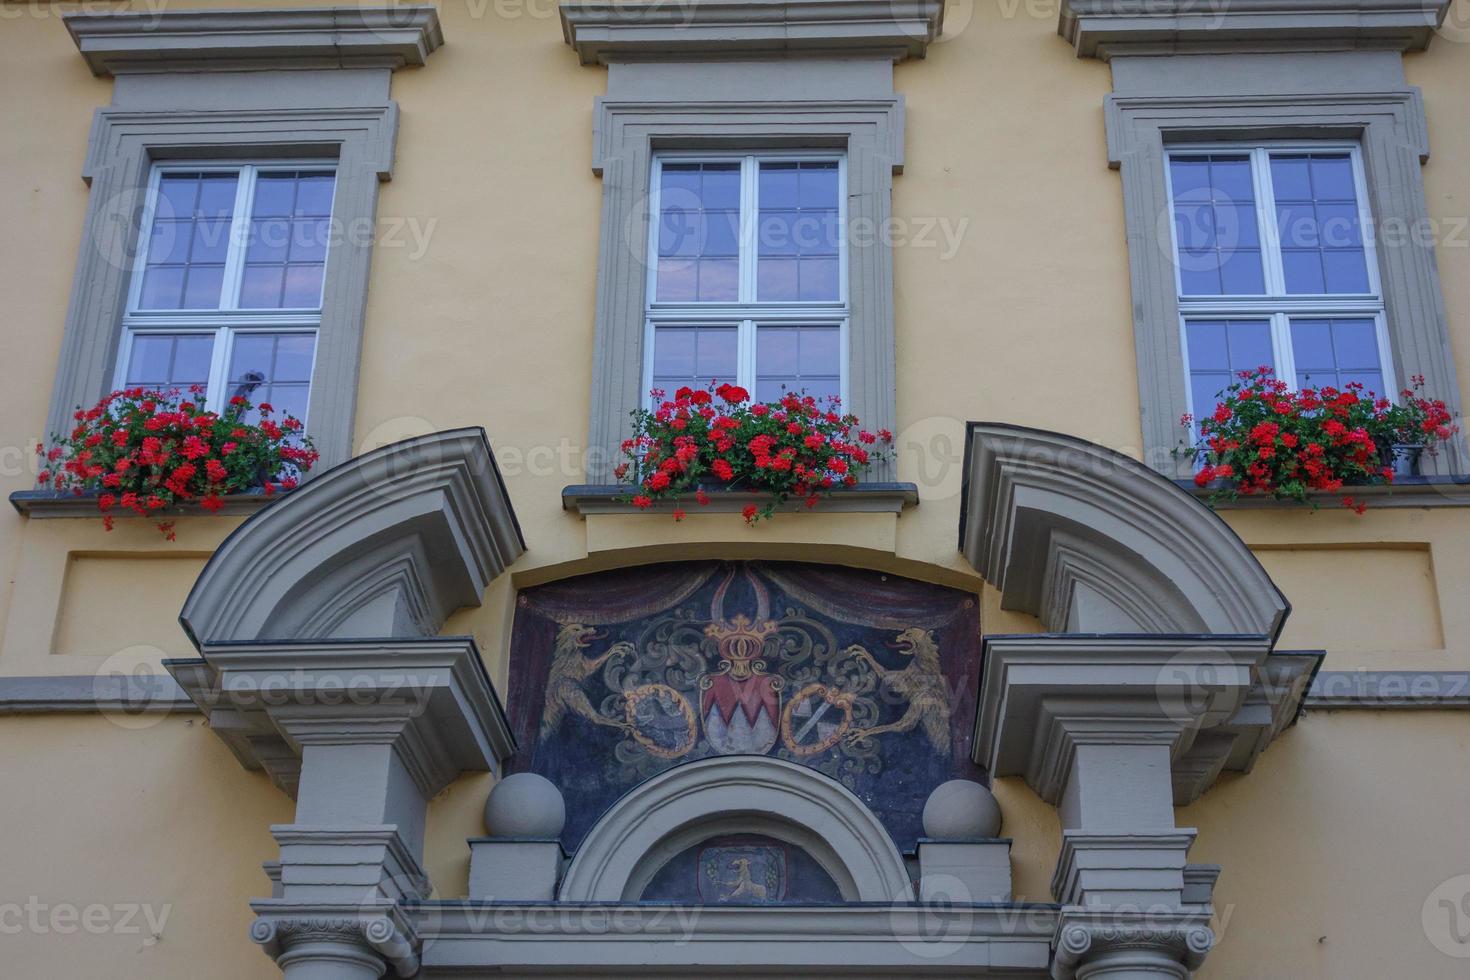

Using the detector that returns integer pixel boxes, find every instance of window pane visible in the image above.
[181,265,226,309]
[240,266,285,308]
[137,170,240,311]
[1218,249,1265,294]
[139,266,187,309]
[654,163,741,303]
[799,257,840,301]
[1185,320,1228,369]
[189,219,232,263]
[282,264,326,308]
[695,327,738,377]
[1270,153,1370,295]
[1290,317,1386,394]
[240,170,337,310]
[649,325,738,400]
[155,175,201,219]
[1269,157,1312,201]
[248,218,291,263]
[759,164,799,208]
[1322,250,1370,294]
[294,173,337,216]
[226,331,317,425]
[758,161,840,301]
[197,175,239,218]
[147,221,192,265]
[251,174,297,217]
[1281,250,1326,294]
[1310,156,1357,200]
[698,259,739,302]
[1190,372,1232,425]
[123,333,213,389]
[1184,319,1274,417]
[755,325,841,402]
[1168,155,1262,296]
[289,219,330,264]
[275,333,316,382]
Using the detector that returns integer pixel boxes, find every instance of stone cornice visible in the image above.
[166,636,517,798]
[974,637,1318,805]
[417,902,1058,973]
[65,6,445,77]
[973,634,1268,802]
[1059,0,1452,60]
[560,0,944,65]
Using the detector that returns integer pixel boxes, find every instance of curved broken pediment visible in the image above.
[960,423,1287,637]
[180,427,525,646]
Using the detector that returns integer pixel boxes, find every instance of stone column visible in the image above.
[974,635,1263,979]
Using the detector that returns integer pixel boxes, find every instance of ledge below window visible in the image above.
[9,489,285,519]
[562,483,920,517]
[1176,476,1470,509]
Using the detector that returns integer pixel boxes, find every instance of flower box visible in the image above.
[1178,369,1458,514]
[32,386,317,538]
[562,482,919,517]
[9,487,284,520]
[617,383,895,523]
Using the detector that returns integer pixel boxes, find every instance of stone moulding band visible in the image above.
[1058,0,1453,60]
[65,6,446,76]
[560,0,946,65]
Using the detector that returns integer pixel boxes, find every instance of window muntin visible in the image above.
[120,163,334,424]
[1167,145,1392,421]
[646,154,847,405]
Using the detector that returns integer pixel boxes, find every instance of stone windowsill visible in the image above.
[9,488,285,519]
[561,482,920,517]
[1176,475,1470,509]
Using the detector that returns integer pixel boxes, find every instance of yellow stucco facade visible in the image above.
[3,1,1470,976]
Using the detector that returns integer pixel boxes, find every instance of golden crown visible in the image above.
[705,614,778,675]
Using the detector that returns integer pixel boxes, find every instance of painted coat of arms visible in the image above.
[507,561,982,852]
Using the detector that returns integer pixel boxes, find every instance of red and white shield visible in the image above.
[701,672,779,755]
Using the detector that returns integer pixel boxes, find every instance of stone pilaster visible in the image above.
[177,636,515,977]
[974,635,1263,977]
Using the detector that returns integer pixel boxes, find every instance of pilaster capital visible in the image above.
[251,903,419,978]
[1052,908,1214,980]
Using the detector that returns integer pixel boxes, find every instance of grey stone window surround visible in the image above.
[40,7,442,485]
[564,0,945,484]
[50,102,398,472]
[1106,82,1467,477]
[584,97,906,482]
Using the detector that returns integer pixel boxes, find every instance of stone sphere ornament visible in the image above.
[921,778,1002,839]
[484,772,567,839]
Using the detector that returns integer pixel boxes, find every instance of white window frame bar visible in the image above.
[643,151,849,407]
[1165,142,1395,421]
[115,161,333,419]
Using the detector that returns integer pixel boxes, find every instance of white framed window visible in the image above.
[643,153,848,406]
[115,163,337,425]
[1166,144,1395,423]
